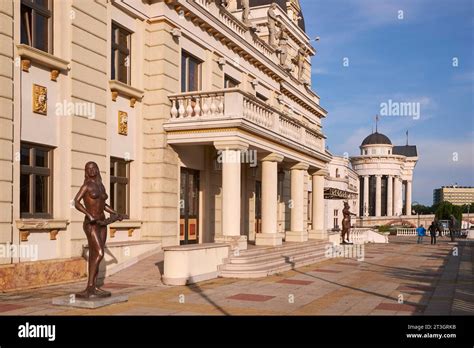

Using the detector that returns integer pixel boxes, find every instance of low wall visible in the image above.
[0,257,86,292]
[162,243,230,286]
[83,240,162,279]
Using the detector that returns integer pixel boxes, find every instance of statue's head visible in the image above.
[271,3,277,9]
[344,201,349,208]
[84,161,101,182]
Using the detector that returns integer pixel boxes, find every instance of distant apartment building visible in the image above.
[433,186,474,205]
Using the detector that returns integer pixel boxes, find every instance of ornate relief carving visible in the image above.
[32,84,47,115]
[118,111,128,136]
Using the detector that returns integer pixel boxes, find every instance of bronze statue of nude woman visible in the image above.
[74,162,127,298]
[341,201,356,244]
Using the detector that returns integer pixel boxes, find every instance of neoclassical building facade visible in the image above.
[350,132,418,218]
[0,0,331,289]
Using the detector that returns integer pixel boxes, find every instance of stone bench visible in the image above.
[162,243,230,286]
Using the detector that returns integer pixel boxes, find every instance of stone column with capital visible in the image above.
[387,175,393,216]
[363,175,369,217]
[393,176,402,216]
[213,141,248,250]
[406,180,412,216]
[309,169,328,240]
[256,153,285,246]
[285,163,309,242]
[375,175,382,217]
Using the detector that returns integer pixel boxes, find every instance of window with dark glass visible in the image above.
[256,92,268,102]
[111,23,132,84]
[21,0,52,53]
[224,74,239,88]
[20,142,53,218]
[110,157,130,215]
[181,51,202,92]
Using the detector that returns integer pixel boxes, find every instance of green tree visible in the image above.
[435,201,462,224]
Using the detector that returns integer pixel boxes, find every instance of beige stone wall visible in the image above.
[141,19,180,246]
[69,0,109,255]
[0,0,13,258]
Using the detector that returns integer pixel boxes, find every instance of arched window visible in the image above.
[336,168,340,178]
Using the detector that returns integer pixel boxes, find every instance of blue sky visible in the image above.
[301,0,474,205]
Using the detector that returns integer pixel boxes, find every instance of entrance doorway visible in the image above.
[180,168,199,245]
[255,181,262,234]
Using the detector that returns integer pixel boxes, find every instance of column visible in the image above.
[286,163,309,242]
[256,153,284,246]
[375,175,382,217]
[214,141,248,250]
[387,175,393,216]
[405,180,412,216]
[393,176,401,216]
[309,169,328,240]
[363,175,369,217]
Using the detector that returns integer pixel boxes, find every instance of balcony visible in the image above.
[163,88,325,157]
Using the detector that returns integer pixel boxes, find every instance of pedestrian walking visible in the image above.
[416,224,426,244]
[429,221,437,245]
[449,214,457,242]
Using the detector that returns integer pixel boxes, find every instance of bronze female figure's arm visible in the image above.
[74,184,95,221]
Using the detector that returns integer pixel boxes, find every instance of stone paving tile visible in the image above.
[0,238,471,316]
[277,279,313,286]
[227,293,275,302]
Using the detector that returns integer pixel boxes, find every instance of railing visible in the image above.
[193,0,277,63]
[395,227,454,236]
[167,88,324,152]
[351,228,370,244]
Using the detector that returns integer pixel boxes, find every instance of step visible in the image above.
[237,240,328,257]
[219,254,328,279]
[220,247,327,271]
[224,244,328,266]
[226,242,327,264]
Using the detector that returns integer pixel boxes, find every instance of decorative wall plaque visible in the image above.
[32,84,47,115]
[118,111,128,135]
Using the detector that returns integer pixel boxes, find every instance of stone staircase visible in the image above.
[218,239,330,278]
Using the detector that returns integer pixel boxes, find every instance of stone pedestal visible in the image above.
[52,294,128,309]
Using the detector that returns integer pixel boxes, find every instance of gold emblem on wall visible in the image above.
[32,84,47,115]
[118,111,128,135]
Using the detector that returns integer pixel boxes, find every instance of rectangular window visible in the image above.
[110,157,130,215]
[224,74,239,88]
[256,92,268,102]
[21,0,52,53]
[181,51,202,92]
[111,23,132,84]
[20,142,53,218]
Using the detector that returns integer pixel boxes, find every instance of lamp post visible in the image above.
[412,201,420,227]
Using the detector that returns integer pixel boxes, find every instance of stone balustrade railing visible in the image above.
[168,88,324,151]
[396,227,454,237]
[194,0,277,63]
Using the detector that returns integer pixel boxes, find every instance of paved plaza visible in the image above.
[0,237,472,316]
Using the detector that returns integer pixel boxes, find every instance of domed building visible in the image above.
[350,131,418,218]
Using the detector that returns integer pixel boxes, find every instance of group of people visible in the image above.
[416,215,458,245]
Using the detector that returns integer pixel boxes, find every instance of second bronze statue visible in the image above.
[74,161,128,298]
[341,202,356,244]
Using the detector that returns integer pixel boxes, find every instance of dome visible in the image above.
[361,132,392,146]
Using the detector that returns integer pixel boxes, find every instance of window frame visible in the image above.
[20,0,53,54]
[224,74,240,89]
[181,50,202,92]
[20,142,54,219]
[110,157,130,216]
[111,22,132,85]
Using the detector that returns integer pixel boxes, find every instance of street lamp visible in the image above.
[412,201,421,227]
